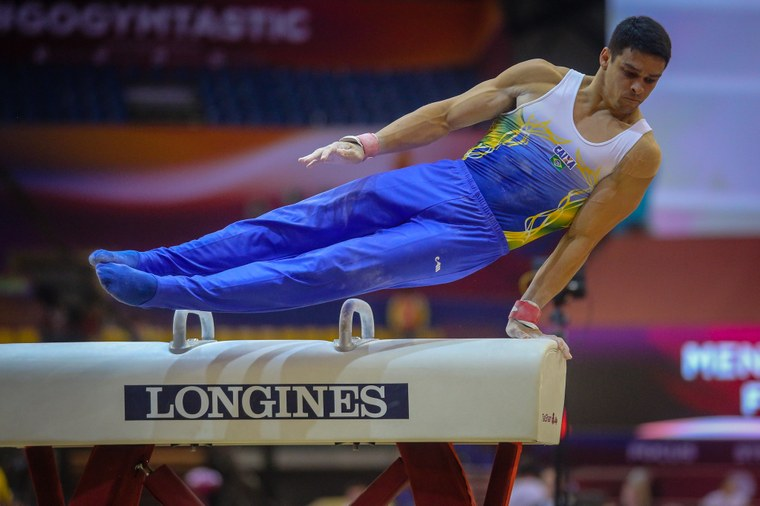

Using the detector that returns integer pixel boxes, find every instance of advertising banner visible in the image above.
[566,326,760,437]
[0,0,502,69]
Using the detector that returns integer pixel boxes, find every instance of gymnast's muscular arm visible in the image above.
[509,134,662,359]
[298,59,565,166]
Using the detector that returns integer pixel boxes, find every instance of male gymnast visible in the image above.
[91,16,671,360]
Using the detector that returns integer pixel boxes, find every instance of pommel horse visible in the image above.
[0,299,567,505]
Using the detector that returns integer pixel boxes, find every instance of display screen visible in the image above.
[565,325,760,439]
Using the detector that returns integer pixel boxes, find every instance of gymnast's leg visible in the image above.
[90,161,466,277]
[107,195,508,312]
[95,163,508,311]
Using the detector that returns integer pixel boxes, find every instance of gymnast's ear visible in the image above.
[599,47,611,70]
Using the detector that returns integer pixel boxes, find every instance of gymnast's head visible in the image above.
[608,15,672,67]
[598,16,671,114]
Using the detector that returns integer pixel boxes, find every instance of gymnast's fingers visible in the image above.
[551,335,573,360]
[300,141,366,167]
[319,143,336,162]
[298,146,325,167]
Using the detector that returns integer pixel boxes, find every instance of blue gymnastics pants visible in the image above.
[137,159,509,312]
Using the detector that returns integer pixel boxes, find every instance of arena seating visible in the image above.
[0,64,479,125]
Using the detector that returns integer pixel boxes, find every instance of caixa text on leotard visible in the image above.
[124,383,409,420]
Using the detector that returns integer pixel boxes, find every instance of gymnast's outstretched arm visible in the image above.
[507,135,662,359]
[298,59,564,167]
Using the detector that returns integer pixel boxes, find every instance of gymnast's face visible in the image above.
[600,46,666,117]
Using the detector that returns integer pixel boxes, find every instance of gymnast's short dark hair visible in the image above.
[609,16,671,66]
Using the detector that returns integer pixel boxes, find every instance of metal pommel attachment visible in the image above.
[334,298,375,352]
[171,310,216,354]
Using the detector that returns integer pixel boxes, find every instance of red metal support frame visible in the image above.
[397,442,476,506]
[144,464,206,506]
[25,442,522,506]
[24,444,209,506]
[350,457,408,506]
[69,445,154,506]
[483,442,523,506]
[24,446,66,506]
[350,442,523,506]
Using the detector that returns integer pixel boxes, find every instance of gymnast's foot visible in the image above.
[95,263,157,306]
[88,249,140,268]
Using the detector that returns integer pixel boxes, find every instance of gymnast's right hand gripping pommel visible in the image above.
[506,300,572,360]
[506,300,541,336]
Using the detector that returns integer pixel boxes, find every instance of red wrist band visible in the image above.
[357,133,380,158]
[509,300,541,325]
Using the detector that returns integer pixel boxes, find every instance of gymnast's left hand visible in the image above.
[298,140,366,168]
[506,319,573,360]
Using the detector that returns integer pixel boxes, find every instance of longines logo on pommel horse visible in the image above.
[0,298,567,506]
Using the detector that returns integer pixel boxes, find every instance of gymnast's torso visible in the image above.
[463,69,651,250]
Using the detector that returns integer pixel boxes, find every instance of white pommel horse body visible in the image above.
[0,299,567,506]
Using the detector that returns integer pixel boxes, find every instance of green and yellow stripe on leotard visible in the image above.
[502,149,601,250]
[463,113,571,159]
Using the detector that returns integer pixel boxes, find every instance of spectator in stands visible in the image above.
[91,16,670,361]
[509,459,553,506]
[700,470,756,506]
[184,466,223,506]
[619,467,653,506]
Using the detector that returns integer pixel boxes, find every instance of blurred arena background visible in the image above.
[1,0,759,504]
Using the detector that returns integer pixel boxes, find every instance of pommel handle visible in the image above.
[334,298,375,352]
[171,310,216,354]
